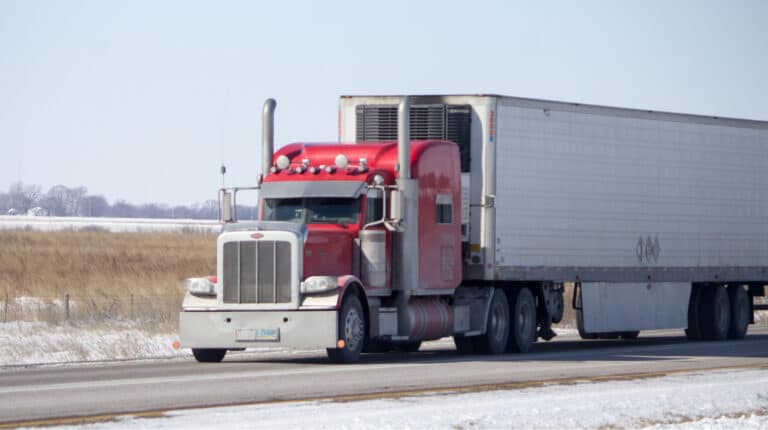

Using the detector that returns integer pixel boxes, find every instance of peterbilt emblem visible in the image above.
[250,233,264,239]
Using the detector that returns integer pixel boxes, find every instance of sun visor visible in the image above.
[260,181,366,199]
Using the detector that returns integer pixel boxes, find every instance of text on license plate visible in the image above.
[236,328,280,342]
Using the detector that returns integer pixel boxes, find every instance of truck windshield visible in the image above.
[262,198,361,225]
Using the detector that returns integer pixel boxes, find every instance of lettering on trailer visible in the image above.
[636,236,661,263]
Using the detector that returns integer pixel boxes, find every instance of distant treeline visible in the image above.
[1,182,257,220]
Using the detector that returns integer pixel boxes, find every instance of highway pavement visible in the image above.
[1,327,767,427]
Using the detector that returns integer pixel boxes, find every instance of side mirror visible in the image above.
[219,190,233,223]
[389,189,403,222]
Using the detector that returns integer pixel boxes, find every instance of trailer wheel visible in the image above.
[701,285,731,341]
[453,335,477,354]
[327,295,365,363]
[192,348,226,363]
[476,289,510,354]
[728,285,750,339]
[507,288,536,353]
[685,286,704,340]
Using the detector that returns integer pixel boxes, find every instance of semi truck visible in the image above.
[180,94,768,363]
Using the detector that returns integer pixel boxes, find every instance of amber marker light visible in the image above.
[337,339,346,349]
[172,340,181,350]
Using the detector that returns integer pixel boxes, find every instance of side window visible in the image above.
[435,194,452,224]
[365,189,383,224]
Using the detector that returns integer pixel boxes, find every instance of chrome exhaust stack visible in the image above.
[394,96,419,298]
[262,98,277,176]
[397,96,411,181]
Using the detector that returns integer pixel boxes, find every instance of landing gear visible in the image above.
[327,295,365,363]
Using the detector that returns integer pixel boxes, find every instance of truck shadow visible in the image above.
[224,332,768,366]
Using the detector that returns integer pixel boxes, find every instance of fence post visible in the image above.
[65,294,70,320]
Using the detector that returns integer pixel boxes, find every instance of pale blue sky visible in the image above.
[1,1,766,206]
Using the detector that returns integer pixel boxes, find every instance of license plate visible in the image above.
[236,328,280,342]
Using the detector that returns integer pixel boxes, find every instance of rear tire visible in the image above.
[192,348,226,363]
[327,295,365,363]
[728,285,750,339]
[507,288,536,353]
[475,289,510,355]
[685,286,704,340]
[701,285,731,341]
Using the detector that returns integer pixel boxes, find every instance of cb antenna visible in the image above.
[220,163,227,189]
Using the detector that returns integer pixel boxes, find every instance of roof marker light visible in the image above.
[325,165,336,174]
[335,154,349,169]
[276,155,290,170]
[309,166,319,174]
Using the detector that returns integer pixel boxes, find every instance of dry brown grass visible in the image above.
[0,229,216,323]
[0,229,216,297]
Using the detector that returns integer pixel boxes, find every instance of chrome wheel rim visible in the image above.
[344,308,364,351]
[490,301,508,343]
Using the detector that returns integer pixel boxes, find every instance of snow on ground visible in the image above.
[0,321,186,366]
[0,215,219,233]
[0,322,578,367]
[21,368,768,430]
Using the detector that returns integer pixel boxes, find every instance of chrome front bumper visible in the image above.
[179,309,338,350]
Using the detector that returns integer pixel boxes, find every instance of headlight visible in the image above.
[184,277,217,297]
[301,276,338,294]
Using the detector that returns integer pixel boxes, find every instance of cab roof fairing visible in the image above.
[264,141,455,184]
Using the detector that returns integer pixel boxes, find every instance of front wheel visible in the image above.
[192,348,226,363]
[327,295,365,364]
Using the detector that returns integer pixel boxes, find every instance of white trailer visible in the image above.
[339,94,768,340]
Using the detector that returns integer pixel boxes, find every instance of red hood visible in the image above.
[302,224,358,279]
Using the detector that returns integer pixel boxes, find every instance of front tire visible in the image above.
[475,289,510,355]
[507,288,536,353]
[192,348,226,363]
[327,295,365,363]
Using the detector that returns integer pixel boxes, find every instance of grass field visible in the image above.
[0,229,216,324]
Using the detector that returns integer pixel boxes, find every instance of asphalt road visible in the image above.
[2,327,767,427]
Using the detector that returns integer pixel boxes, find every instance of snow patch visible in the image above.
[0,321,185,366]
[0,215,219,233]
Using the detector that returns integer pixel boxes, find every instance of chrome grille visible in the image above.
[222,240,292,304]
